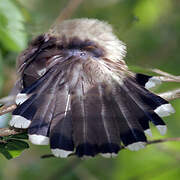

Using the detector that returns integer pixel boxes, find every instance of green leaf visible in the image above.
[0,0,27,51]
[9,133,28,140]
[0,144,13,159]
[0,139,29,159]
[3,132,28,141]
[6,139,29,150]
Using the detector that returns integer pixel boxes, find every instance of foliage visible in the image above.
[0,0,27,51]
[0,133,29,159]
[0,0,29,161]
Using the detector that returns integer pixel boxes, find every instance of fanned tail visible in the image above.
[9,69,175,158]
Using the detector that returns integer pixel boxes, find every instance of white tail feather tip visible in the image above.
[101,153,117,158]
[154,104,175,117]
[51,149,73,158]
[15,93,29,105]
[126,142,146,151]
[144,129,152,137]
[156,125,167,135]
[145,77,162,89]
[29,134,49,145]
[9,115,31,128]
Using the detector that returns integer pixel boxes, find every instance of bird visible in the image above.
[8,18,175,158]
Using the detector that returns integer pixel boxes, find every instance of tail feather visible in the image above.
[98,85,121,156]
[28,94,56,145]
[28,70,63,145]
[49,63,83,158]
[16,65,62,106]
[10,94,37,128]
[22,66,59,94]
[50,87,74,158]
[71,81,99,157]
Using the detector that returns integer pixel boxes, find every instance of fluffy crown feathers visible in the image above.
[48,18,127,62]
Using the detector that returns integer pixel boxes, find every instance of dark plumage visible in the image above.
[9,18,175,158]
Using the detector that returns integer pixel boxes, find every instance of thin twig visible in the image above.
[147,137,180,145]
[0,104,17,116]
[0,128,24,137]
[157,76,180,82]
[151,68,180,82]
[54,0,83,24]
[158,89,180,101]
[41,154,55,159]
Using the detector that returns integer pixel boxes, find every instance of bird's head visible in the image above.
[48,18,126,62]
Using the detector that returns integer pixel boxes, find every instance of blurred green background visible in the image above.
[0,0,180,179]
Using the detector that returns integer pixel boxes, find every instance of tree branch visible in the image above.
[0,104,17,116]
[158,89,180,101]
[155,76,180,83]
[151,68,180,82]
[147,137,180,145]
[54,0,83,24]
[151,69,180,79]
[0,128,24,137]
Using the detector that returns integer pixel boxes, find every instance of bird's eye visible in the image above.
[80,52,86,56]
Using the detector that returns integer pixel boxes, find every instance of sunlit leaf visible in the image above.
[8,132,28,140]
[6,139,29,150]
[0,0,27,51]
[0,139,29,159]
[0,143,12,159]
